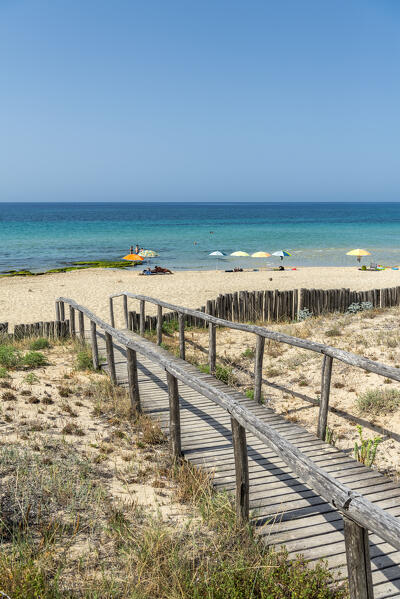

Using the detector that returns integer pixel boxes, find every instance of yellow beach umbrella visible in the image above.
[230,251,249,257]
[251,251,271,258]
[346,249,371,263]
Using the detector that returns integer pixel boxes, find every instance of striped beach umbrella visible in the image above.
[272,250,292,261]
[139,249,159,258]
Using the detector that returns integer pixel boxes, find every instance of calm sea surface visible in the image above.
[1,202,400,272]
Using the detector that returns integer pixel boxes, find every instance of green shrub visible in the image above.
[22,351,47,368]
[325,327,341,337]
[356,388,400,415]
[0,345,21,368]
[74,342,95,371]
[241,348,255,359]
[29,338,50,350]
[24,372,39,384]
[162,319,179,335]
[0,367,9,378]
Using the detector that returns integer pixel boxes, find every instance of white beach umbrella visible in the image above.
[209,251,226,270]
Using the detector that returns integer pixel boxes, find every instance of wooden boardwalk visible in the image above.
[95,328,400,598]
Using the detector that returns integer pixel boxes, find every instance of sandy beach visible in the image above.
[1,266,400,328]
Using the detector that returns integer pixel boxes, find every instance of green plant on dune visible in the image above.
[354,425,381,467]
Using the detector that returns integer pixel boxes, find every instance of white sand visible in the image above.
[1,266,399,327]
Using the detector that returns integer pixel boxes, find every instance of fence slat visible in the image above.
[178,313,185,360]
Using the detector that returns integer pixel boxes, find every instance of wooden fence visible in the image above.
[0,320,69,339]
[58,294,400,599]
[125,285,400,332]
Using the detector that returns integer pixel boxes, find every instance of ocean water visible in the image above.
[1,202,400,272]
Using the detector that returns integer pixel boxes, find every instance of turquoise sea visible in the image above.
[1,202,400,272]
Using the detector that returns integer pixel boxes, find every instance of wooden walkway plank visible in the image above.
[92,328,400,598]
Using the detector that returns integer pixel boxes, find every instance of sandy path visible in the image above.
[1,266,399,327]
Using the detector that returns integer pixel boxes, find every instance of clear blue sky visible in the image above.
[1,0,400,202]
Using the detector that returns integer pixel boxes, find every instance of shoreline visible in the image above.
[1,266,400,328]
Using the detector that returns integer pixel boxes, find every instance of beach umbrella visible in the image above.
[209,250,226,270]
[230,251,250,257]
[251,251,271,258]
[272,250,292,261]
[139,249,159,258]
[346,248,371,263]
[123,253,144,263]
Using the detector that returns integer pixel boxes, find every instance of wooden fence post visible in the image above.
[105,332,117,384]
[140,300,145,335]
[90,321,99,370]
[127,347,141,414]
[78,310,85,341]
[123,295,129,329]
[209,323,216,375]
[59,301,65,322]
[343,516,374,599]
[317,354,333,440]
[254,335,265,403]
[231,417,249,522]
[178,313,185,360]
[109,297,115,328]
[166,370,182,460]
[157,304,163,345]
[55,301,60,321]
[69,306,76,338]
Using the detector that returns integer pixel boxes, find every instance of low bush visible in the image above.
[22,351,47,368]
[356,387,400,415]
[0,344,21,368]
[29,337,50,350]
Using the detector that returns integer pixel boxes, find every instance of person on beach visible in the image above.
[135,244,140,254]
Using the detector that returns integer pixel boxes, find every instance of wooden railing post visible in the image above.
[317,354,333,439]
[90,321,99,370]
[69,306,76,338]
[105,332,117,384]
[127,347,141,414]
[166,370,182,460]
[254,335,265,403]
[231,417,249,522]
[140,300,145,336]
[343,516,374,599]
[157,304,163,346]
[78,310,85,341]
[209,323,216,375]
[178,313,185,360]
[59,301,65,322]
[109,297,115,328]
[123,295,129,329]
[55,301,60,321]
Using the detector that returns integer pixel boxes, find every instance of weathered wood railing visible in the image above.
[110,291,400,444]
[59,295,399,599]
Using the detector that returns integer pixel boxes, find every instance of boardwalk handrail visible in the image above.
[110,290,400,381]
[57,295,400,569]
[111,290,400,444]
